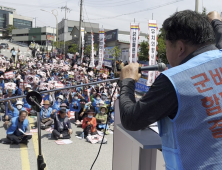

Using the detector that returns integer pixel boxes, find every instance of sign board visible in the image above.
[47,35,54,40]
[104,47,115,60]
[0,6,16,12]
[135,78,150,93]
[105,29,118,42]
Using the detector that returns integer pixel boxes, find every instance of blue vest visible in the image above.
[70,100,80,112]
[40,107,52,119]
[23,98,31,109]
[52,101,61,112]
[7,117,29,135]
[158,49,222,170]
[82,94,89,102]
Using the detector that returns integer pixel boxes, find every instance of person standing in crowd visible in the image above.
[6,110,31,145]
[11,47,16,62]
[119,10,222,170]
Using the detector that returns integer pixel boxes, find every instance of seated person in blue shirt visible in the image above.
[75,99,88,124]
[69,93,81,112]
[4,97,17,121]
[52,95,64,112]
[41,90,50,101]
[78,89,89,102]
[22,84,32,110]
[4,100,26,128]
[6,110,31,145]
[40,100,54,129]
[92,93,103,114]
[101,93,110,105]
[52,109,73,140]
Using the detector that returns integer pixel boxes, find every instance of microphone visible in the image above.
[139,63,166,73]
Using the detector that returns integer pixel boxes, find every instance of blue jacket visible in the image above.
[7,117,29,135]
[158,49,222,170]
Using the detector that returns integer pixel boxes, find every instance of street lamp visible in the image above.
[41,9,59,48]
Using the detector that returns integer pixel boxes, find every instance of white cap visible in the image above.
[25,84,31,88]
[16,100,23,105]
[57,95,64,100]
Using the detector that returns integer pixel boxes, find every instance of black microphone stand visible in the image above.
[29,96,46,170]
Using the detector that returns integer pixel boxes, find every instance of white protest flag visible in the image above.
[129,23,140,63]
[147,20,158,86]
[89,31,95,68]
[81,28,85,63]
[96,28,105,69]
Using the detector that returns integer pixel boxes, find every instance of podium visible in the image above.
[112,99,165,170]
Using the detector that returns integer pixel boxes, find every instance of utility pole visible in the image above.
[34,17,37,28]
[59,3,72,54]
[195,0,199,13]
[78,0,83,57]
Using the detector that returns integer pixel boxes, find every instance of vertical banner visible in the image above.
[89,31,95,68]
[81,28,85,63]
[97,28,105,69]
[147,20,158,86]
[129,23,140,63]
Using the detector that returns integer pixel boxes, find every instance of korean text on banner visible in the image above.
[97,28,105,69]
[4,71,14,79]
[89,31,95,68]
[129,23,140,63]
[81,28,85,63]
[147,20,158,86]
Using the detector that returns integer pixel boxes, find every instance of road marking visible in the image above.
[28,117,38,156]
[28,117,48,169]
[20,144,30,170]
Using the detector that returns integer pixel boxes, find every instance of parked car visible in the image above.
[0,43,8,49]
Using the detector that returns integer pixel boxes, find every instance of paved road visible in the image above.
[0,40,32,59]
[0,116,113,170]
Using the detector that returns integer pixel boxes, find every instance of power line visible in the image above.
[59,3,72,19]
[84,0,135,5]
[85,0,143,7]
[89,0,183,20]
[83,4,94,32]
[9,0,73,15]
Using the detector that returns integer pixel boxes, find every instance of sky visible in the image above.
[2,0,222,34]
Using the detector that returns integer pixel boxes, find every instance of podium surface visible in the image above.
[113,99,165,170]
[116,124,162,149]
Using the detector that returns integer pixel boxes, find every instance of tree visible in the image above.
[202,7,207,16]
[109,46,121,72]
[157,37,168,64]
[138,40,149,61]
[84,44,98,55]
[157,27,168,64]
[68,44,78,54]
[4,25,16,38]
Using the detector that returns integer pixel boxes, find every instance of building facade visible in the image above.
[12,27,56,46]
[0,6,33,37]
[58,19,99,42]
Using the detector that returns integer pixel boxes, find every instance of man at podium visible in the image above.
[120,10,222,170]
